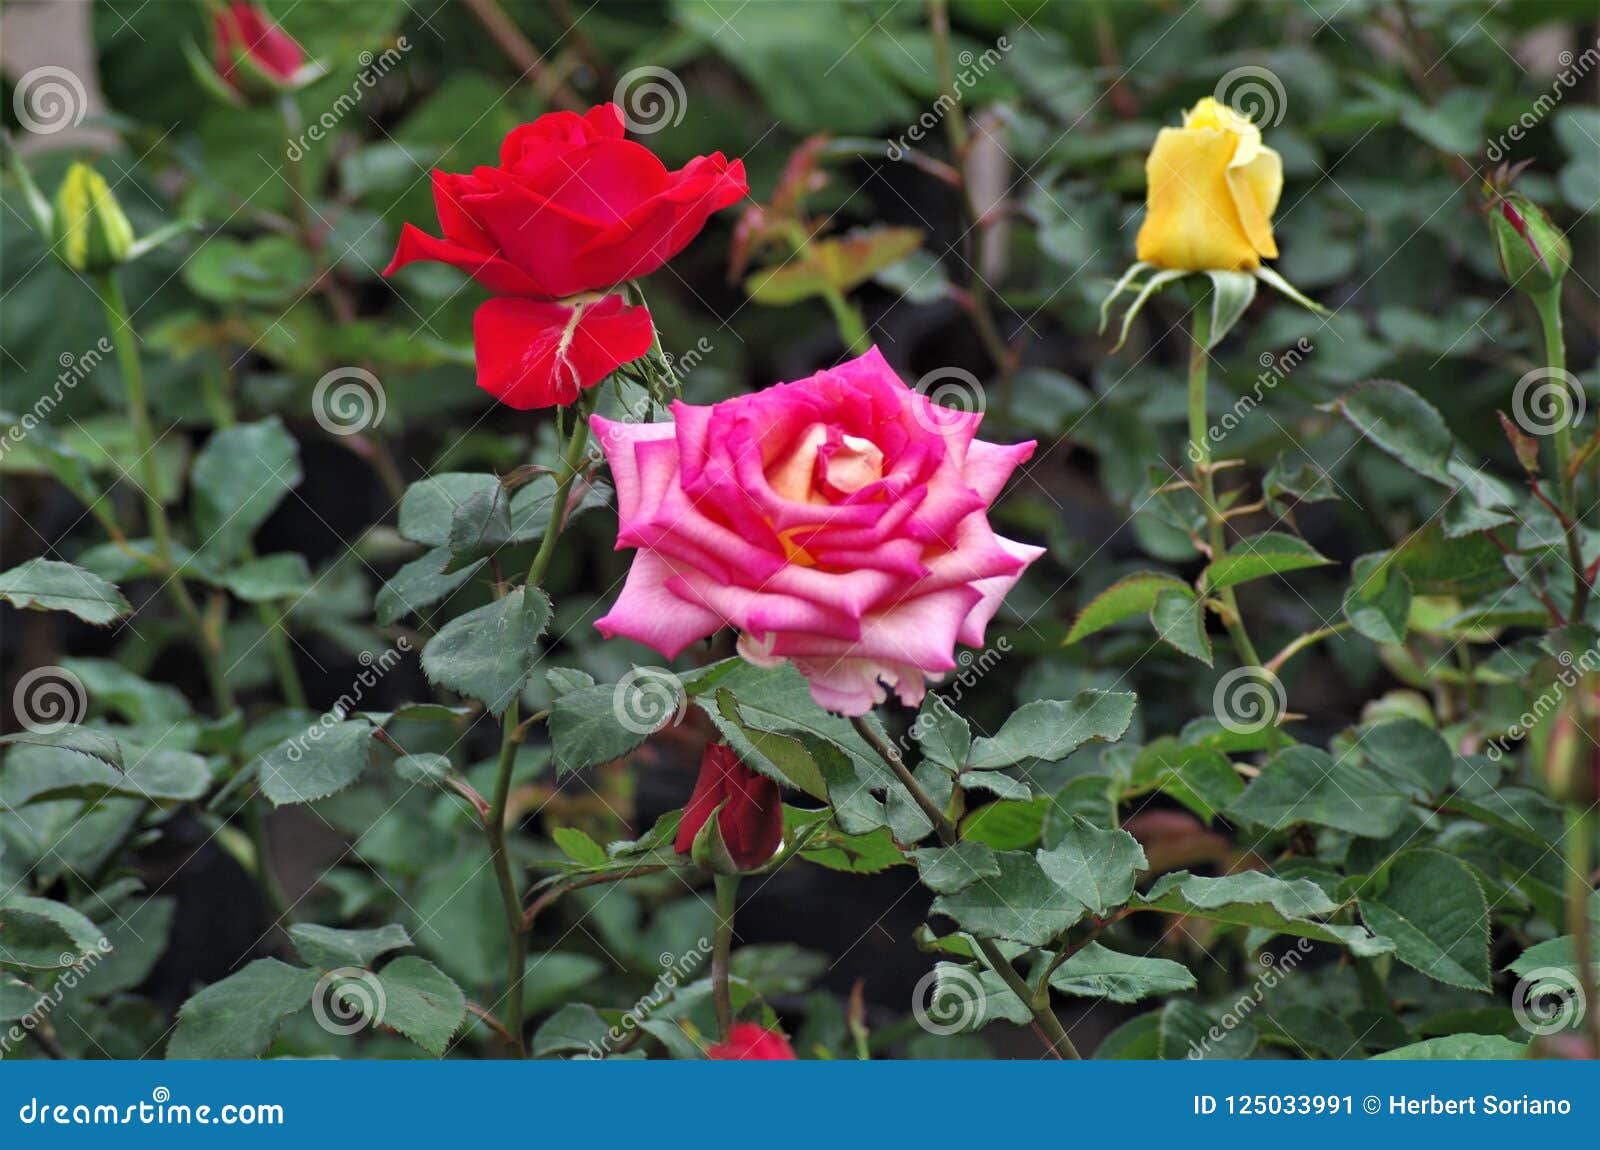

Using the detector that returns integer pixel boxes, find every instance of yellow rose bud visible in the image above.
[1135,97,1284,272]
[52,162,134,274]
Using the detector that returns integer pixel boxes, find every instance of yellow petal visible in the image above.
[1227,144,1282,260]
[1135,126,1260,272]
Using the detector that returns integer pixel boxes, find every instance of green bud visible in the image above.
[1489,190,1570,295]
[52,163,134,274]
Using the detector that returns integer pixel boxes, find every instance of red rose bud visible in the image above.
[707,1023,796,1060]
[213,3,308,92]
[674,744,783,872]
[1489,190,1570,295]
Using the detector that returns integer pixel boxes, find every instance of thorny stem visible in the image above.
[96,272,235,715]
[1532,288,1588,622]
[712,873,740,1039]
[850,714,1081,1059]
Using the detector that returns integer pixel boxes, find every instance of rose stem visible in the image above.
[850,713,1080,1059]
[485,392,597,1056]
[712,873,740,1039]
[95,271,235,715]
[1531,286,1587,620]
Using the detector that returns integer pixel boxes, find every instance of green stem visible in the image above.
[712,873,740,1039]
[821,286,871,355]
[484,398,596,1057]
[1563,803,1598,1052]
[96,272,235,714]
[849,714,1079,1059]
[1533,288,1587,622]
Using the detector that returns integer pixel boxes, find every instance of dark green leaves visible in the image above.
[0,559,129,624]
[1035,818,1145,917]
[190,418,302,564]
[1326,380,1454,485]
[1134,871,1393,957]
[421,586,551,715]
[966,690,1136,771]
[1358,850,1490,991]
[257,719,374,806]
[1344,552,1411,644]
[289,923,413,970]
[166,958,319,1059]
[0,895,106,970]
[1228,746,1410,838]
[373,956,467,1056]
[1049,943,1195,1004]
[1065,572,1190,643]
[1201,532,1330,592]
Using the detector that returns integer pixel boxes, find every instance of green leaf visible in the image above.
[191,418,302,565]
[1201,532,1331,592]
[394,753,451,783]
[288,923,412,971]
[376,547,486,625]
[373,956,466,1056]
[1034,818,1145,917]
[0,895,106,970]
[59,658,188,724]
[914,695,971,772]
[1325,380,1454,485]
[522,951,605,1014]
[1359,849,1490,991]
[1150,588,1212,665]
[0,975,41,1022]
[967,690,1137,770]
[0,725,122,769]
[0,742,209,806]
[552,826,610,867]
[1228,745,1410,838]
[1158,999,1256,1059]
[531,1003,609,1057]
[1134,871,1393,957]
[1130,740,1242,824]
[0,559,129,624]
[548,681,653,778]
[182,234,316,305]
[1392,522,1512,596]
[930,850,1087,945]
[1359,719,1452,794]
[1344,552,1411,644]
[257,719,374,806]
[910,843,1000,894]
[1064,572,1189,644]
[711,689,828,799]
[166,958,317,1059]
[1049,942,1196,1004]
[958,799,1046,850]
[421,586,551,716]
[215,553,312,602]
[1373,1034,1526,1060]
[1203,270,1257,349]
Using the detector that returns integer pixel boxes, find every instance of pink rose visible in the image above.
[592,348,1043,716]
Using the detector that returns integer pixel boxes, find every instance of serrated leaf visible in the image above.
[910,842,1000,894]
[257,719,374,806]
[914,695,971,772]
[166,958,317,1059]
[191,418,302,564]
[1049,942,1195,1004]
[1201,532,1330,592]
[0,559,129,624]
[1134,871,1392,957]
[967,690,1136,771]
[930,850,1087,945]
[0,895,106,970]
[0,742,209,806]
[548,681,653,777]
[373,956,466,1056]
[1359,850,1490,991]
[1372,1034,1526,1060]
[421,586,551,716]
[1344,551,1411,644]
[215,553,313,602]
[1228,745,1410,838]
[1326,380,1454,484]
[1065,573,1189,644]
[1035,817,1145,917]
[376,547,485,626]
[552,826,610,867]
[1359,718,1452,794]
[289,923,412,971]
[1150,587,1211,665]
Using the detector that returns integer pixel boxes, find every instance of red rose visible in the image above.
[674,743,783,871]
[213,3,306,87]
[706,1023,796,1061]
[384,105,746,409]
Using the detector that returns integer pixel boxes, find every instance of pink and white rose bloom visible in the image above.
[592,348,1043,715]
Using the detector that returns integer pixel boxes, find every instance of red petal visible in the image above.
[472,294,653,410]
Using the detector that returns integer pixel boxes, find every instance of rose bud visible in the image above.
[1489,189,1571,296]
[674,744,783,872]
[1136,96,1283,272]
[213,2,309,94]
[706,1022,797,1060]
[53,163,134,274]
